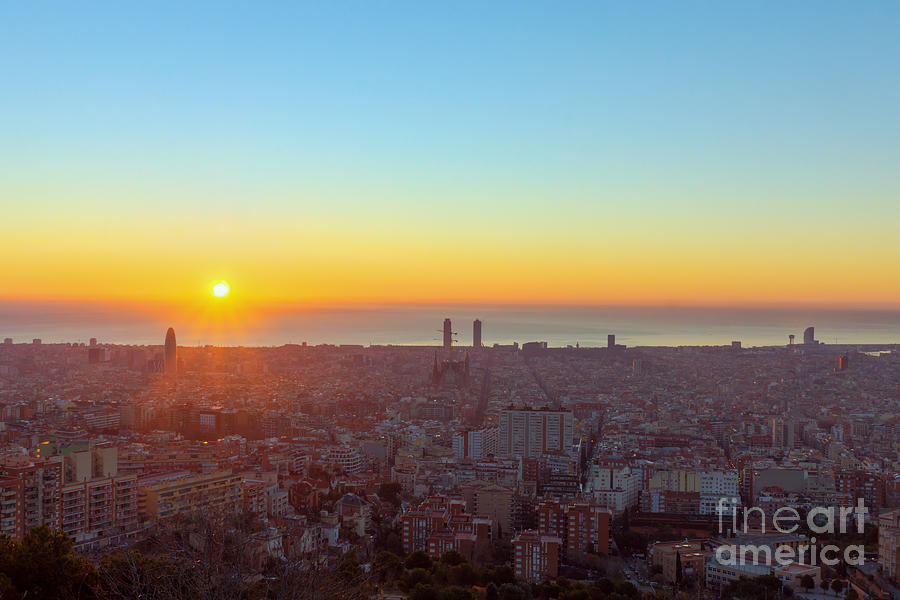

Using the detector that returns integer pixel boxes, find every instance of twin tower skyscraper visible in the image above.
[443,318,482,350]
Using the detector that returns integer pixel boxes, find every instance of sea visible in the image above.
[1,301,899,348]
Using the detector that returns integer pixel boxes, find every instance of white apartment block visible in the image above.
[700,470,741,515]
[587,464,640,512]
[453,426,500,460]
[499,408,574,458]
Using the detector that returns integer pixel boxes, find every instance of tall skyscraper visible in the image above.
[164,327,177,374]
[803,326,816,344]
[607,334,615,348]
[473,319,482,348]
[443,318,452,351]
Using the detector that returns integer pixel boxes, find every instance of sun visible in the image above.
[210,280,231,298]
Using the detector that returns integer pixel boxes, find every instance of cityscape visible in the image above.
[3,2,900,599]
[1,319,899,599]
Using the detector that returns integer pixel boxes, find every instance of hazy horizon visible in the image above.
[2,300,899,348]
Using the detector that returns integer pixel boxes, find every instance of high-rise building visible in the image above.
[771,417,799,448]
[473,319,482,348]
[0,456,62,538]
[453,425,500,460]
[399,495,469,555]
[89,337,97,347]
[442,318,452,351]
[607,334,615,348]
[587,463,640,512]
[839,354,849,371]
[803,326,816,344]
[879,509,900,583]
[536,500,567,541]
[499,408,574,458]
[164,327,177,374]
[22,444,141,550]
[537,500,611,562]
[513,530,561,581]
[835,469,886,511]
[465,483,514,537]
[566,502,611,559]
[3,338,12,345]
[699,470,741,515]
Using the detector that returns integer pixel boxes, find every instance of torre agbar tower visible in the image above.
[164,327,177,374]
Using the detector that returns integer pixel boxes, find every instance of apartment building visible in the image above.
[0,456,62,538]
[537,499,611,563]
[878,508,900,583]
[138,470,243,523]
[499,408,573,458]
[513,530,561,581]
[453,425,500,460]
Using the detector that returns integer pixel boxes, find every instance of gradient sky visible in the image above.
[2,1,899,309]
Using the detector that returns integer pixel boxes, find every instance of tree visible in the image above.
[800,574,815,591]
[437,586,475,600]
[441,549,466,566]
[591,578,614,594]
[405,550,433,570]
[450,563,477,587]
[497,582,529,600]
[478,564,515,587]
[403,568,433,591]
[721,574,784,600]
[378,482,402,505]
[615,530,647,556]
[373,550,404,584]
[836,559,848,578]
[674,551,683,587]
[614,580,640,598]
[410,584,439,600]
[559,589,589,600]
[98,549,193,600]
[377,530,403,555]
[0,526,98,599]
[338,552,363,582]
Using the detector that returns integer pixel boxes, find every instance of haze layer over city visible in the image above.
[1,2,899,600]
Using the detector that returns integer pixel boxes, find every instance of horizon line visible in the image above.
[2,295,900,313]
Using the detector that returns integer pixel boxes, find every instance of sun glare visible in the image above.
[211,280,231,298]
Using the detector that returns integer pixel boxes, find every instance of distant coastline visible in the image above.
[2,300,899,348]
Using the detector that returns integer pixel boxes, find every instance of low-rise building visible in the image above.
[138,470,242,523]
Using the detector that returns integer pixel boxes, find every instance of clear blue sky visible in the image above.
[2,1,899,307]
